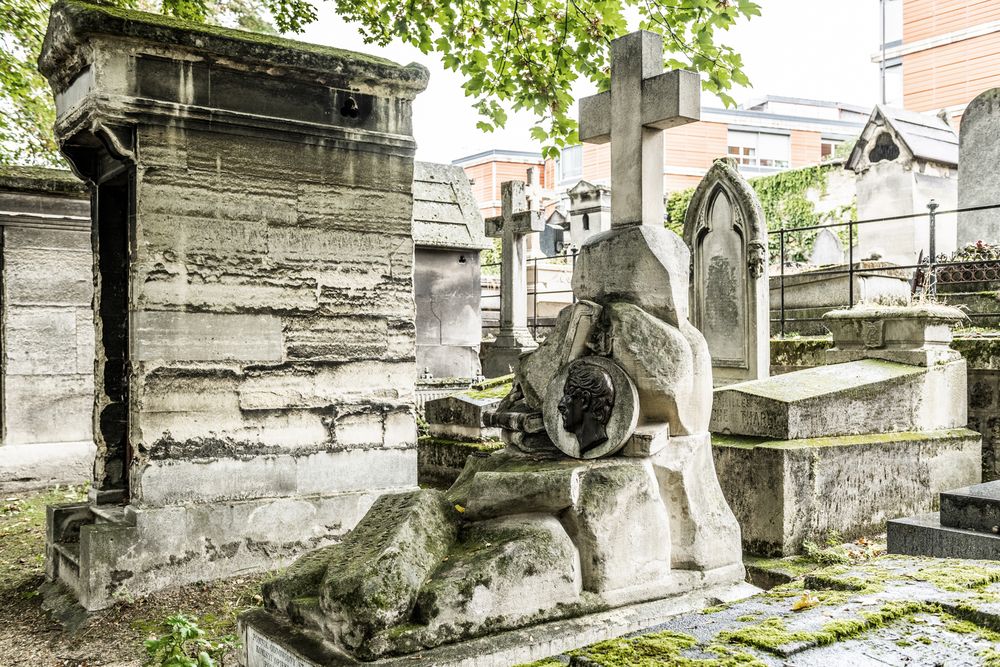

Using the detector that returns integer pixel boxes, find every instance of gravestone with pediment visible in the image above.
[958,88,1000,246]
[683,158,769,386]
[810,227,846,266]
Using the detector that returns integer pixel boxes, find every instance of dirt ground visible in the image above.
[0,486,266,667]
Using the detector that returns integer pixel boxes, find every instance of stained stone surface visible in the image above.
[39,0,428,610]
[534,555,1000,666]
[940,480,1000,532]
[715,429,982,556]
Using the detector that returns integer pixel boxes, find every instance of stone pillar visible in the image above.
[683,158,770,386]
[39,0,428,610]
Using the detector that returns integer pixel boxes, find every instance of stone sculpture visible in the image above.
[241,30,746,666]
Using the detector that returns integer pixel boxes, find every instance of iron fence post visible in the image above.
[848,219,855,307]
[779,231,786,337]
[927,199,939,297]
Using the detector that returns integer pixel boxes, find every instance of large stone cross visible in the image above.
[579,31,700,228]
[485,180,544,351]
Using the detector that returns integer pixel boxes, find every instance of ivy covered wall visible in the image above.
[666,161,857,264]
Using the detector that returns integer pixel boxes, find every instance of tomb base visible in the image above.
[888,479,1000,560]
[46,482,406,611]
[713,428,982,556]
[480,329,537,378]
[239,578,756,667]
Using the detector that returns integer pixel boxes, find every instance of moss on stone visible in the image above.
[462,383,512,400]
[714,428,976,452]
[569,629,767,666]
[908,559,1000,592]
[719,601,928,654]
[418,435,504,454]
[726,359,922,403]
[0,165,87,195]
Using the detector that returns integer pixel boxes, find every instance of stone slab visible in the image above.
[240,580,758,667]
[888,512,1000,560]
[940,480,1000,533]
[0,440,95,492]
[713,428,982,556]
[711,359,965,439]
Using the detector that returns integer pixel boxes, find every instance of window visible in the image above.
[558,145,583,182]
[882,0,902,46]
[821,139,842,160]
[582,213,590,230]
[727,130,790,170]
[883,62,903,106]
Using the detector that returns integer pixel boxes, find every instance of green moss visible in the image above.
[907,560,1000,592]
[512,660,566,667]
[714,429,976,452]
[895,639,912,647]
[719,601,928,654]
[62,0,400,66]
[462,383,512,400]
[735,614,761,623]
[569,629,767,666]
[916,635,932,644]
[418,435,504,453]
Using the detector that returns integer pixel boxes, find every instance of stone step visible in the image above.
[52,540,81,568]
[90,504,130,525]
[888,512,1000,560]
[940,480,1000,533]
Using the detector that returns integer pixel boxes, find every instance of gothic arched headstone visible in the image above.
[683,158,769,385]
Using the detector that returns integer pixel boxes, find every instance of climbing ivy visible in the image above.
[665,162,857,264]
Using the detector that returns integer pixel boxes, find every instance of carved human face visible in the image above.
[558,391,586,432]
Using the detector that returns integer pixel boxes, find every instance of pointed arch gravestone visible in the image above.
[683,158,769,385]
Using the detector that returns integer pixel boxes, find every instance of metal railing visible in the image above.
[773,201,1000,336]
[482,250,579,340]
[481,201,1000,340]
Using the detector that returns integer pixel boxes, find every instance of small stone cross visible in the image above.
[485,180,544,347]
[578,31,700,228]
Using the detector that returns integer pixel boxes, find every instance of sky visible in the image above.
[298,0,882,164]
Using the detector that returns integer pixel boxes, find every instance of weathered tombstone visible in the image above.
[242,31,748,666]
[480,180,544,378]
[683,158,769,386]
[810,227,846,265]
[957,88,1000,246]
[39,0,427,610]
[412,161,489,381]
[712,304,981,556]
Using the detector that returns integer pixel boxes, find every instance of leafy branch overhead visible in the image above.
[336,0,760,158]
[2,0,757,165]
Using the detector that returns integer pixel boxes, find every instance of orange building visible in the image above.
[453,96,868,219]
[875,0,1000,124]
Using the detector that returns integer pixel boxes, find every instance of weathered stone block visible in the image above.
[4,246,91,305]
[714,428,982,555]
[939,480,1000,533]
[5,307,78,375]
[711,358,966,439]
[424,393,501,441]
[4,374,93,445]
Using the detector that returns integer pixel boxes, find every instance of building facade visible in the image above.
[876,0,1000,123]
[454,96,868,227]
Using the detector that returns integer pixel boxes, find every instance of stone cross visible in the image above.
[483,180,544,370]
[525,166,543,213]
[578,31,700,228]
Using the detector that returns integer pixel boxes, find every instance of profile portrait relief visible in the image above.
[557,359,616,455]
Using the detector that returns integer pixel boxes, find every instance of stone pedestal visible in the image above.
[712,304,982,555]
[888,480,1000,559]
[39,0,427,610]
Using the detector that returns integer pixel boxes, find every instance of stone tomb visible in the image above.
[712,304,981,555]
[889,479,1000,559]
[0,166,94,491]
[39,1,427,610]
[240,31,748,666]
[958,87,1000,246]
[683,157,769,386]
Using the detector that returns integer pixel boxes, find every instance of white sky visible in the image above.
[298,0,882,164]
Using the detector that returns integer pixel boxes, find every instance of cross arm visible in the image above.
[485,210,544,238]
[640,69,700,130]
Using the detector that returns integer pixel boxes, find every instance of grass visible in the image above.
[0,485,267,666]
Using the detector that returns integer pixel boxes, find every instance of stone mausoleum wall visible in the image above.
[0,167,94,491]
[771,335,1000,481]
[39,0,429,609]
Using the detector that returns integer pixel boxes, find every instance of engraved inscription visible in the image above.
[712,392,784,436]
[246,627,313,667]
